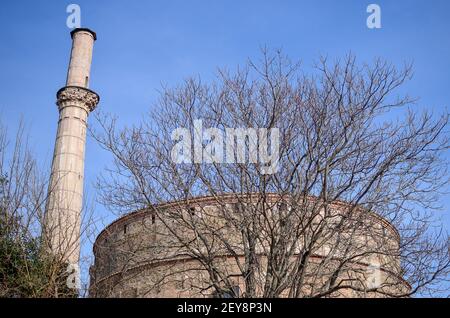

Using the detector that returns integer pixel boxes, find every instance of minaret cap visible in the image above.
[70,28,97,41]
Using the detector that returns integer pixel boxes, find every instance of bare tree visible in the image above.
[0,118,94,297]
[92,52,450,298]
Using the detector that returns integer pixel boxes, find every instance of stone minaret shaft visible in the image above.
[46,28,99,265]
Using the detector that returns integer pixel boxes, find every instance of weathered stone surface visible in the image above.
[45,28,98,266]
[89,194,408,298]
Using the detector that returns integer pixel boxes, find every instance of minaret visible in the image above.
[45,28,99,265]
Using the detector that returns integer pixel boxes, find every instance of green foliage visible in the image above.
[0,174,76,298]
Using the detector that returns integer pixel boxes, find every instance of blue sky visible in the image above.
[0,0,449,291]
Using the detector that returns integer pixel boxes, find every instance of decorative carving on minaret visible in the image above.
[57,86,100,112]
[45,28,98,266]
